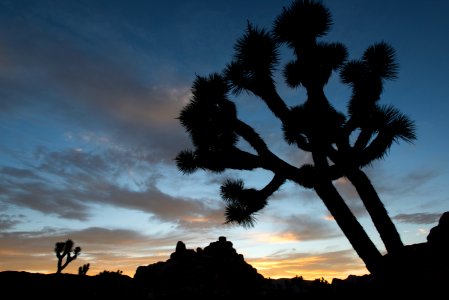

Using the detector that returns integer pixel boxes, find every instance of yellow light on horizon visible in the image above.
[247,256,367,282]
[251,232,299,244]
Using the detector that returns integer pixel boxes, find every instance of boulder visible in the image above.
[134,236,265,299]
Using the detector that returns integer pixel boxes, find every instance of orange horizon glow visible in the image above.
[2,265,366,284]
[1,254,368,283]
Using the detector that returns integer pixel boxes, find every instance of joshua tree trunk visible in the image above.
[314,179,384,274]
[312,150,384,275]
[345,168,404,255]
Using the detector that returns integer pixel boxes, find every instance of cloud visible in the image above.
[328,164,442,219]
[96,184,220,224]
[0,214,25,231]
[251,211,341,243]
[281,214,340,242]
[176,208,230,231]
[0,227,148,253]
[363,163,440,198]
[0,145,230,229]
[247,249,367,281]
[393,212,442,225]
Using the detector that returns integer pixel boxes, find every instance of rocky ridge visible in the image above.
[134,236,266,298]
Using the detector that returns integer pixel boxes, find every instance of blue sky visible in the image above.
[0,0,448,280]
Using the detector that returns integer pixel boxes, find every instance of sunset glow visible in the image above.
[1,0,448,282]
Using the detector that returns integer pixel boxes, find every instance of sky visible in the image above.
[0,0,448,281]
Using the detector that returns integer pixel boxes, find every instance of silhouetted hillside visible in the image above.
[373,211,449,296]
[0,270,140,299]
[1,215,448,299]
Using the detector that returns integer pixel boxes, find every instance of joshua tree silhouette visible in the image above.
[54,239,81,274]
[274,3,415,257]
[176,0,415,275]
[78,263,90,275]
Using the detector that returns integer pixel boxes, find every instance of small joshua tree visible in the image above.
[54,239,81,274]
[78,263,90,275]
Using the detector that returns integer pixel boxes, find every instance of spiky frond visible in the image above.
[359,105,416,166]
[178,74,238,149]
[340,60,368,85]
[191,148,228,173]
[175,150,198,174]
[341,60,384,114]
[191,73,230,101]
[220,178,245,203]
[65,239,74,250]
[363,41,398,80]
[306,42,348,86]
[342,43,397,114]
[283,42,347,89]
[224,61,254,95]
[283,59,304,88]
[234,22,279,77]
[179,102,238,150]
[221,179,269,228]
[55,242,65,254]
[318,42,348,70]
[224,23,278,96]
[372,105,416,143]
[224,202,257,228]
[221,180,265,210]
[273,0,332,49]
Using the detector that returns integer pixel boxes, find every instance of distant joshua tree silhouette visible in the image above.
[78,263,90,275]
[54,239,81,274]
[176,0,415,276]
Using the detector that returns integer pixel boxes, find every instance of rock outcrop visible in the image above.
[376,211,449,296]
[134,236,266,298]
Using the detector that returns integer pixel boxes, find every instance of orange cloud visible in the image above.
[246,250,368,282]
[248,232,298,244]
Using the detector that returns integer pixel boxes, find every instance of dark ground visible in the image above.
[0,270,373,300]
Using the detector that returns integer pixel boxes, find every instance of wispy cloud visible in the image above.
[393,212,442,225]
[364,163,440,199]
[0,146,222,224]
[282,214,340,242]
[0,214,24,231]
[248,249,366,281]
